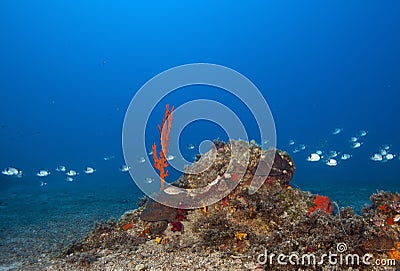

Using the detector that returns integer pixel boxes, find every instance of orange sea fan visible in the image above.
[152,104,174,191]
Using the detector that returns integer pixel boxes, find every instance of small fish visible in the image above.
[293,144,306,154]
[381,144,390,150]
[385,153,395,161]
[36,169,50,177]
[84,167,95,174]
[103,155,115,161]
[328,150,338,158]
[186,144,195,150]
[350,142,362,149]
[315,150,323,156]
[40,181,47,187]
[163,185,185,195]
[307,153,321,162]
[370,153,383,162]
[209,176,221,186]
[55,165,66,172]
[166,154,175,161]
[292,148,301,154]
[65,176,74,182]
[66,170,78,177]
[145,177,154,184]
[332,128,343,135]
[1,167,20,176]
[138,157,146,164]
[119,165,131,172]
[358,130,367,137]
[341,154,351,160]
[288,139,295,146]
[379,149,388,156]
[326,159,338,167]
[349,137,358,143]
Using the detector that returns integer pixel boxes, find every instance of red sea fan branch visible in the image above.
[152,104,174,191]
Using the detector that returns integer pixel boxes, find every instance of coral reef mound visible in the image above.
[57,140,400,271]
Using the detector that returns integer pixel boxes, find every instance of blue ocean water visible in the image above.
[0,1,399,267]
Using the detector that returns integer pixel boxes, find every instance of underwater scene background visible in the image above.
[0,1,399,270]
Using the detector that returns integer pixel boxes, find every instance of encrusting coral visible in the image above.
[307,195,334,216]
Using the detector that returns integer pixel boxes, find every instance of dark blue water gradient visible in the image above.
[0,0,399,201]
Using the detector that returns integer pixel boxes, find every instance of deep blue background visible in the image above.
[0,1,399,192]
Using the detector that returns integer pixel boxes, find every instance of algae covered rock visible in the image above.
[139,200,178,222]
